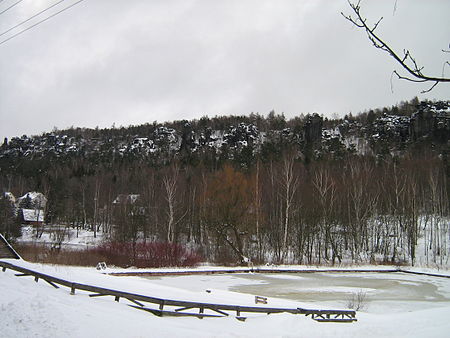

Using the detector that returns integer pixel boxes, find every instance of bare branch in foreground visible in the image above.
[342,1,450,93]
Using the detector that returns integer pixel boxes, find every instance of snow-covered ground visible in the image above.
[18,225,105,249]
[1,258,450,337]
[6,226,450,336]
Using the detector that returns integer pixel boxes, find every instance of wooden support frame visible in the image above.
[131,306,224,319]
[255,296,268,304]
[44,279,59,288]
[209,308,229,316]
[126,298,144,307]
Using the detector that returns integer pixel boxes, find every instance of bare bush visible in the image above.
[347,289,368,311]
[50,226,70,252]
[90,241,203,268]
[15,243,106,266]
[15,241,203,268]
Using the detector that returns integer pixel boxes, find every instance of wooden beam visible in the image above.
[44,279,59,289]
[209,308,229,316]
[130,306,223,318]
[314,318,357,323]
[89,293,108,298]
[126,298,144,307]
[175,306,195,312]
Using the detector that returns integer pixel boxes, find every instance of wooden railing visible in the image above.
[109,267,401,277]
[0,260,357,322]
[0,234,21,259]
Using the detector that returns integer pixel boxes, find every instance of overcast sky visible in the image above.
[0,0,449,140]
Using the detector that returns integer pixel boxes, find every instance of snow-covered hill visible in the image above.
[1,101,448,164]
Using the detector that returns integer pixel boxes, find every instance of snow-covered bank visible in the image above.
[1,259,450,337]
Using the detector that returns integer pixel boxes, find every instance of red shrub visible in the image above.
[90,241,203,268]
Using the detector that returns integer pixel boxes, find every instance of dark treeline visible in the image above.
[0,99,449,266]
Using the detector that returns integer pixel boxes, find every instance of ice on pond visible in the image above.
[145,271,450,313]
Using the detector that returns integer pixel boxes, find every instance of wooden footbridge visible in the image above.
[0,260,357,323]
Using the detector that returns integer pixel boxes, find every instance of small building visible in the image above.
[20,208,45,226]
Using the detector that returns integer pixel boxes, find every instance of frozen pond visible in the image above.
[143,272,450,313]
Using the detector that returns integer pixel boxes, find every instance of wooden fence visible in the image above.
[0,260,357,323]
[108,267,450,279]
[0,234,21,259]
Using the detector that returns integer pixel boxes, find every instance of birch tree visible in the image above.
[279,153,299,262]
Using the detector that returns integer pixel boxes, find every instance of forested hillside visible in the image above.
[0,99,449,266]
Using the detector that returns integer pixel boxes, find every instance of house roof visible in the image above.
[22,208,45,223]
[17,192,47,208]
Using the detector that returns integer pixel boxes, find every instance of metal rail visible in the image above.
[0,260,357,322]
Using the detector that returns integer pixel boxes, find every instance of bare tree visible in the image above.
[92,178,100,238]
[253,158,266,261]
[427,167,449,266]
[313,167,341,264]
[203,164,253,265]
[163,164,187,243]
[342,0,450,92]
[345,161,379,261]
[163,165,178,243]
[279,153,299,262]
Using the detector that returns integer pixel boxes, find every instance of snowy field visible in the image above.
[18,226,105,249]
[1,258,450,337]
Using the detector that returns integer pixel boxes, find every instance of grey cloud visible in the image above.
[0,0,449,140]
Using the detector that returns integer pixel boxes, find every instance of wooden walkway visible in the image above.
[0,260,357,323]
